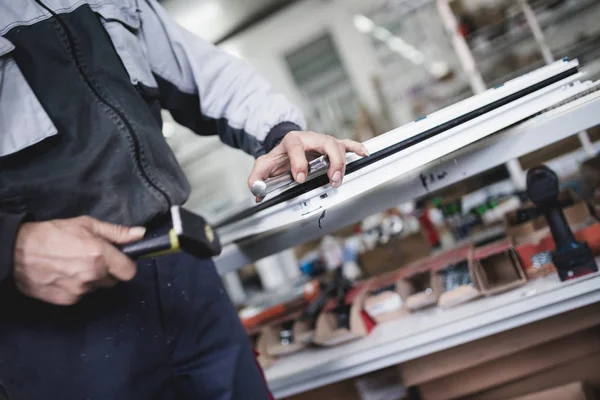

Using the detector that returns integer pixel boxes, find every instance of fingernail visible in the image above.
[130,227,146,238]
[331,171,342,187]
[362,145,370,156]
[296,172,306,183]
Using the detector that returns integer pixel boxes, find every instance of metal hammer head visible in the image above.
[171,206,222,258]
[120,206,221,260]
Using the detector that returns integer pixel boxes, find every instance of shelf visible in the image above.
[267,273,600,398]
[215,90,600,276]
[469,0,600,61]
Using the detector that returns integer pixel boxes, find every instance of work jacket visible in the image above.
[0,0,306,282]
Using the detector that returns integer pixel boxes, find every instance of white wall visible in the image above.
[220,0,384,115]
[165,0,388,218]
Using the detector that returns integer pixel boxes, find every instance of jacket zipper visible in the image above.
[33,0,172,208]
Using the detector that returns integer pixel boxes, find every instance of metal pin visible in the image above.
[251,156,330,198]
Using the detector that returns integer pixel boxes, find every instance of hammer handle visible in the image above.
[119,234,172,260]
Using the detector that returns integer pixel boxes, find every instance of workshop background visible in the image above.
[160,0,600,399]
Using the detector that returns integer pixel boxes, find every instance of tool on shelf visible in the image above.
[119,206,221,260]
[251,156,330,198]
[526,165,598,281]
[302,268,353,329]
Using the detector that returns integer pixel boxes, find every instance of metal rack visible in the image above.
[268,273,600,398]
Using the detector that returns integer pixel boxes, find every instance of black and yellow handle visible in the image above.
[119,229,180,260]
[118,206,222,260]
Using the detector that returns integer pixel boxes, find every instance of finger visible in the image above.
[102,243,137,281]
[284,138,309,183]
[87,218,146,244]
[321,139,345,188]
[92,275,119,289]
[338,143,347,179]
[340,139,369,157]
[52,291,80,306]
[247,155,275,191]
[47,287,80,306]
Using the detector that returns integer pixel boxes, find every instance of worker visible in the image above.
[0,1,367,399]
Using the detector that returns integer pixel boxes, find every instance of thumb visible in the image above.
[88,220,146,244]
[248,155,277,191]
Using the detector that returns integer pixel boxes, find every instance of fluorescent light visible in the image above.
[408,52,425,65]
[373,26,392,41]
[176,1,223,33]
[387,37,410,53]
[353,14,374,33]
[387,36,425,65]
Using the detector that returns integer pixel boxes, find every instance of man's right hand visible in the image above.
[13,216,146,306]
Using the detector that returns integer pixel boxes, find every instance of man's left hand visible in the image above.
[248,131,368,202]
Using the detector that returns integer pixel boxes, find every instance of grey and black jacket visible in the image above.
[0,0,306,282]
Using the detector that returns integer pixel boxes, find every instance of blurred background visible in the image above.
[159,0,600,297]
[157,1,600,399]
[160,0,600,216]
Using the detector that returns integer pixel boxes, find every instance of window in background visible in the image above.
[284,33,360,140]
[358,0,474,126]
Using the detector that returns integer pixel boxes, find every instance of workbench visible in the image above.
[267,272,600,398]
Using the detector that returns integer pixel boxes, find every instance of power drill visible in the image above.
[526,165,598,281]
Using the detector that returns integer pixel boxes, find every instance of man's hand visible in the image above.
[248,131,368,201]
[13,216,146,306]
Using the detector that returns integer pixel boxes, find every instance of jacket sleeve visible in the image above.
[0,213,25,285]
[137,0,307,158]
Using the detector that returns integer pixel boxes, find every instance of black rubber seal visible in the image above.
[216,66,578,228]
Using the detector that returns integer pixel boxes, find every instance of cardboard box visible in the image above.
[254,330,276,369]
[511,381,593,400]
[473,239,527,295]
[396,260,441,311]
[504,190,589,245]
[261,319,314,358]
[430,244,481,308]
[419,327,600,400]
[313,285,376,347]
[515,238,556,280]
[398,302,600,387]
[292,318,315,345]
[363,270,410,324]
[516,222,600,280]
[359,232,431,277]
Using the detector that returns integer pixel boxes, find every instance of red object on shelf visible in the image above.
[418,209,441,248]
[515,222,600,279]
[240,281,320,332]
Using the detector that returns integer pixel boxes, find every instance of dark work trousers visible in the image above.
[0,221,270,400]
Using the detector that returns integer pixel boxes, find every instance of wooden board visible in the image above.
[419,327,600,400]
[511,382,592,400]
[398,303,600,386]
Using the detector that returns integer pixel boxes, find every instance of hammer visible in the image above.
[119,206,221,259]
